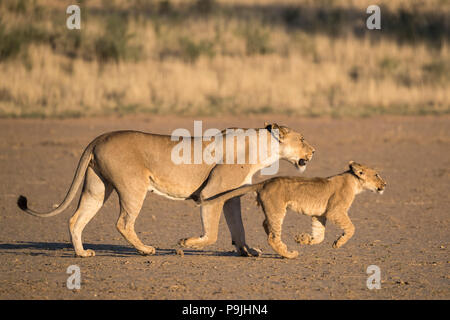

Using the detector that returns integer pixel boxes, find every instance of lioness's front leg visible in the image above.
[179,201,222,249]
[331,213,355,248]
[295,216,326,245]
[181,164,260,256]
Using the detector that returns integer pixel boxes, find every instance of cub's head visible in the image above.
[265,122,315,172]
[349,161,386,194]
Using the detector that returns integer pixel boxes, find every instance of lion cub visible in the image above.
[202,161,386,259]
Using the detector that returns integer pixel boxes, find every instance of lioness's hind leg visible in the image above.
[263,205,298,259]
[295,216,326,245]
[116,186,155,255]
[69,167,112,257]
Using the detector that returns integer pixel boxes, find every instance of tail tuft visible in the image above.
[17,195,28,211]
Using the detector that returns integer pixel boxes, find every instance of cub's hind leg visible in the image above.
[262,203,298,259]
[295,216,327,245]
[69,167,113,257]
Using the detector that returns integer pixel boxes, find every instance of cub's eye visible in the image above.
[375,174,380,178]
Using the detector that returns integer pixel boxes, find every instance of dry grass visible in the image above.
[0,0,448,117]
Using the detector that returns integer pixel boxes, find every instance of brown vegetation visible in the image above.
[0,0,448,117]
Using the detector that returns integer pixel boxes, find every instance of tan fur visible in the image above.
[17,123,315,257]
[202,161,386,259]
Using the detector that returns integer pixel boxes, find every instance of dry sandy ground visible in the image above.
[0,115,449,299]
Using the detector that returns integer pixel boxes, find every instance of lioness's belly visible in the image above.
[148,183,186,200]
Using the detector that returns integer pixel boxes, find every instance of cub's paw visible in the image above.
[332,240,343,249]
[178,238,189,247]
[294,233,312,245]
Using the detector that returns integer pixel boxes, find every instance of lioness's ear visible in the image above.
[272,123,289,140]
[264,122,274,134]
[349,161,365,178]
[265,123,288,140]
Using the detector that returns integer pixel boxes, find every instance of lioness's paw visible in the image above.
[178,238,203,249]
[237,246,262,257]
[137,246,156,255]
[282,250,299,259]
[294,233,312,245]
[76,249,95,257]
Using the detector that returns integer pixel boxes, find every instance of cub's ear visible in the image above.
[349,161,365,178]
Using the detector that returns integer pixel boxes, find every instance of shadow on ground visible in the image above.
[0,241,262,258]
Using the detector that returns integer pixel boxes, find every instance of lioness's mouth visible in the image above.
[377,187,384,194]
[294,158,308,172]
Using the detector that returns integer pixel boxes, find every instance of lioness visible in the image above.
[17,123,315,257]
[201,161,386,259]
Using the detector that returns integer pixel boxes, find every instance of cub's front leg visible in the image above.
[331,213,355,248]
[295,216,327,245]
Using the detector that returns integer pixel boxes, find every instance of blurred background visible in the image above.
[0,0,448,118]
[1,1,449,300]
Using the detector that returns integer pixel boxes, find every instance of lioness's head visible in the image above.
[265,122,315,172]
[349,161,386,194]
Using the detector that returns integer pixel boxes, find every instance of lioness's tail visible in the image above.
[17,141,96,218]
[201,182,265,206]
